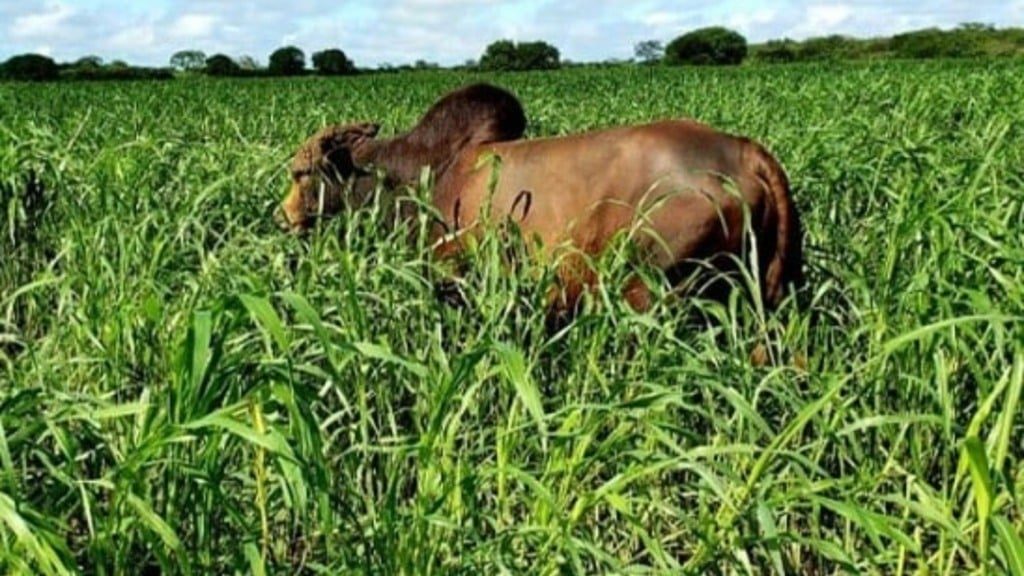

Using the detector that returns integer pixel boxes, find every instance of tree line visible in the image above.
[632,23,1024,66]
[170,47,357,77]
[3,23,1023,82]
[750,23,1024,62]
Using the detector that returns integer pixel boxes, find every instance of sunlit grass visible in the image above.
[1,61,1022,574]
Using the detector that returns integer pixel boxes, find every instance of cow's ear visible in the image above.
[321,123,379,151]
[318,125,348,154]
[311,127,354,178]
[362,123,380,138]
[349,122,380,146]
[322,145,355,180]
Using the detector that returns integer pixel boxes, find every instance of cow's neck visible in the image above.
[354,134,461,189]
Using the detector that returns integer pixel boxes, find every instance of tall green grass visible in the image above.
[1,61,1022,574]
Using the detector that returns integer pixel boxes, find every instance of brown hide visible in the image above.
[430,120,803,311]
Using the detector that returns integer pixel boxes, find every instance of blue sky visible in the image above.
[2,1,1022,67]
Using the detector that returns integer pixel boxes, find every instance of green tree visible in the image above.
[1,54,60,81]
[236,55,259,71]
[63,55,104,80]
[891,28,984,59]
[170,50,206,71]
[958,22,995,32]
[479,40,517,70]
[517,41,560,70]
[756,39,799,63]
[798,35,855,60]
[268,46,305,76]
[665,27,748,66]
[634,40,664,64]
[479,39,560,71]
[205,54,241,76]
[73,55,104,69]
[312,48,355,75]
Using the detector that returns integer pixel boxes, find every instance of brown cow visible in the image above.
[276,82,526,230]
[428,120,803,312]
[280,111,802,314]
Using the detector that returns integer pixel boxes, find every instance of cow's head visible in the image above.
[275,122,380,232]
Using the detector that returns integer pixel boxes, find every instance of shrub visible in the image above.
[1,54,59,81]
[312,49,356,75]
[205,54,241,77]
[665,27,748,66]
[268,46,306,76]
[479,40,560,71]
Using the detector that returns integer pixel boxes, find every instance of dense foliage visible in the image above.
[479,39,561,71]
[59,66,175,82]
[5,24,1024,86]
[634,39,665,63]
[268,46,306,76]
[169,50,206,72]
[1,62,1022,574]
[751,24,1024,62]
[891,27,986,59]
[312,49,356,75]
[0,53,59,81]
[204,54,241,77]
[665,27,748,66]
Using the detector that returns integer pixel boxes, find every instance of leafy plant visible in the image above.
[0,61,1021,574]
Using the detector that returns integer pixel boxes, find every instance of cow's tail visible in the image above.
[749,142,803,307]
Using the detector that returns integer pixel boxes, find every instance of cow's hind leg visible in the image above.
[622,274,654,312]
[431,236,471,310]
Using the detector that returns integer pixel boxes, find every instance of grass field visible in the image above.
[1,61,1023,574]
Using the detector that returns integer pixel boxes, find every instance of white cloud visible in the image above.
[10,2,76,39]
[791,3,854,36]
[399,0,499,7]
[169,14,219,40]
[108,25,156,52]
[642,11,683,27]
[727,8,780,37]
[1,1,1022,67]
